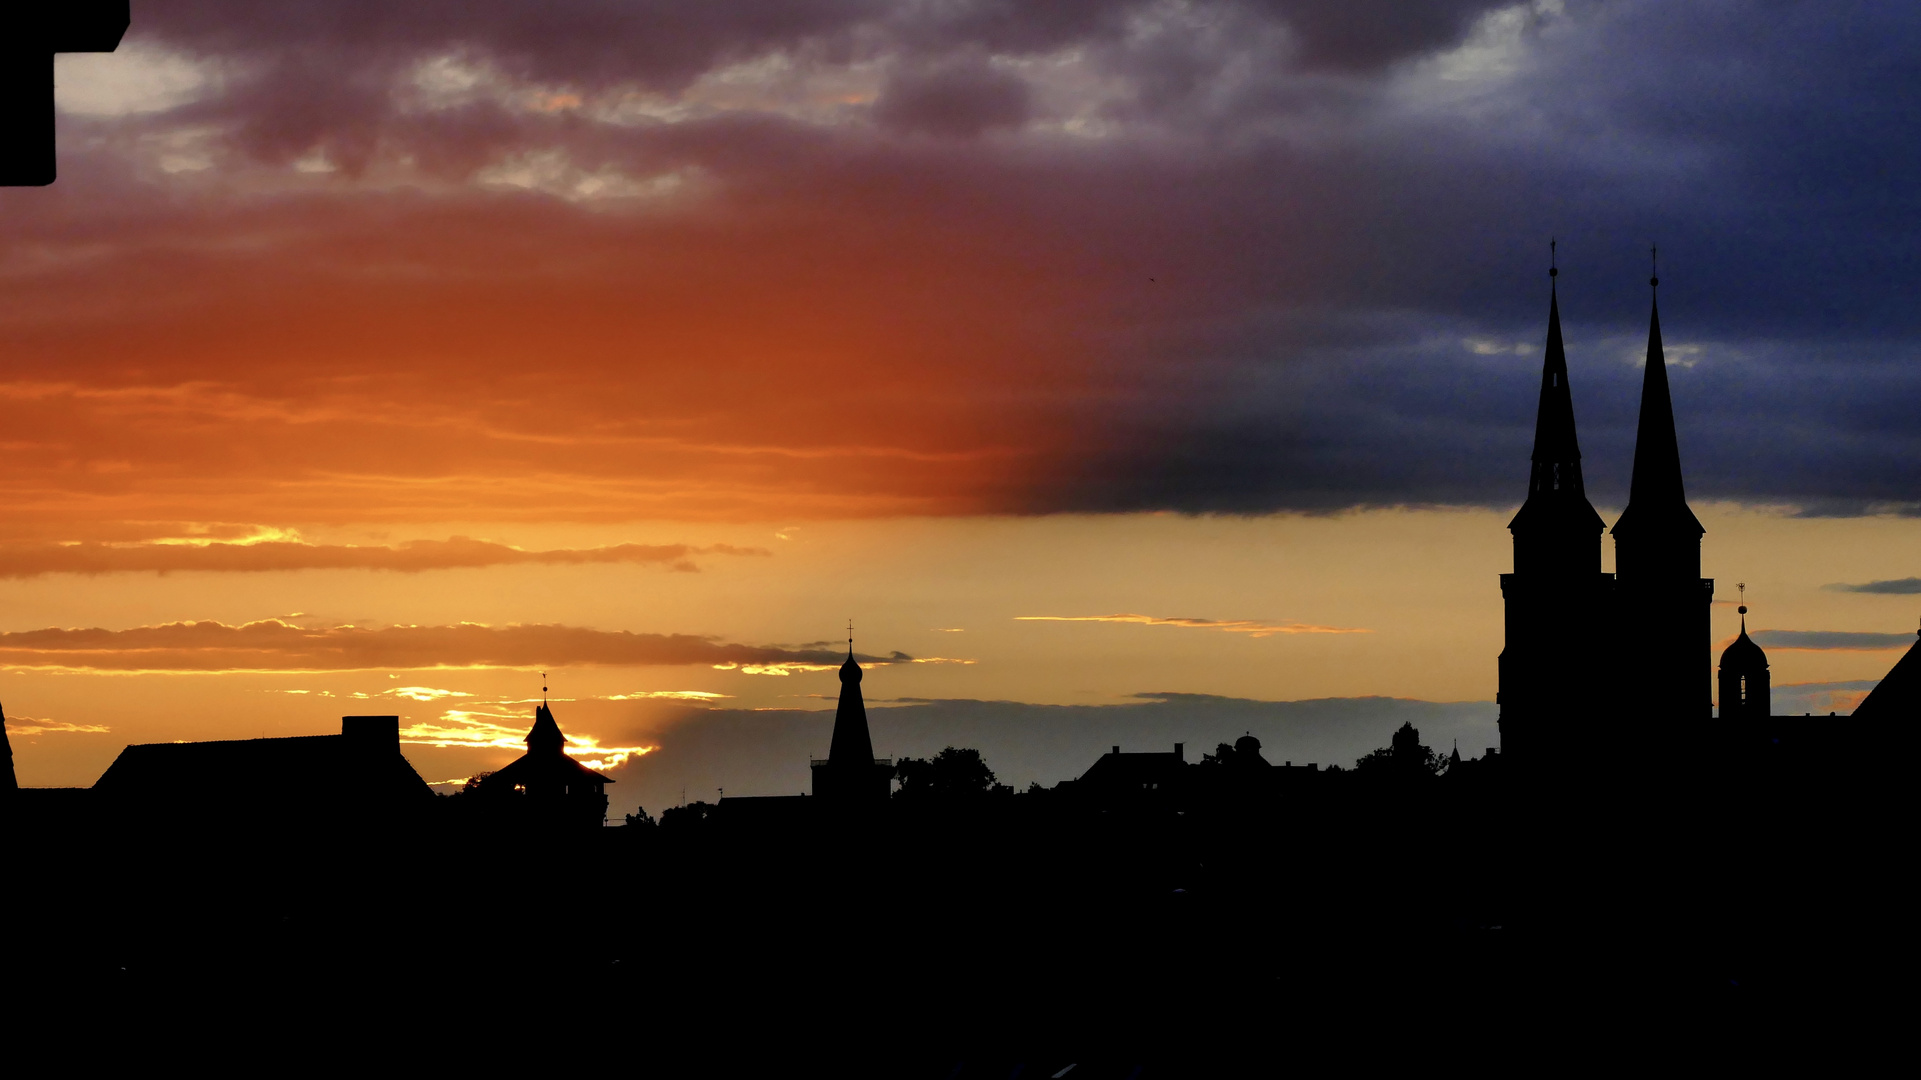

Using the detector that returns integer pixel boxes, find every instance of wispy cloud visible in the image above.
[381,686,474,702]
[1748,630,1918,651]
[0,537,770,578]
[1772,678,1882,715]
[1823,577,1921,595]
[1015,614,1369,638]
[2,714,111,735]
[712,651,913,676]
[0,620,907,673]
[601,690,732,701]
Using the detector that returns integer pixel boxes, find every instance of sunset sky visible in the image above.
[5,1,1919,818]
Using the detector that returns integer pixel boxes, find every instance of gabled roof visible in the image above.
[94,733,434,804]
[487,746,612,787]
[1077,748,1185,787]
[1853,630,1921,720]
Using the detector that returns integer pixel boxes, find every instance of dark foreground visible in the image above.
[9,751,1907,1074]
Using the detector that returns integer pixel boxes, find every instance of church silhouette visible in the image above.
[1501,248,1917,748]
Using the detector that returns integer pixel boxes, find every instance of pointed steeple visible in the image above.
[1528,263,1585,498]
[1508,244,1604,573]
[1612,255,1703,549]
[527,677,566,756]
[827,630,875,765]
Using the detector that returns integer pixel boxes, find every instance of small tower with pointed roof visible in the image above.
[810,626,894,808]
[1718,588,1771,720]
[1611,251,1715,722]
[474,679,612,828]
[1498,246,1614,764]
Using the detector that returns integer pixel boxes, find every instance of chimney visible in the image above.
[1173,742,1184,761]
[343,715,399,753]
[1111,745,1120,756]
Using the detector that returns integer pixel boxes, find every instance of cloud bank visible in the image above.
[2,1,1917,529]
[0,537,768,577]
[0,619,907,672]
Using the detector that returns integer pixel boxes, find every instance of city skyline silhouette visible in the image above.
[4,3,1919,1068]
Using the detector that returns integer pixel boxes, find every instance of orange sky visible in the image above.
[6,18,1920,816]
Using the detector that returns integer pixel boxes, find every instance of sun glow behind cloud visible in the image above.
[400,707,655,771]
[2,715,111,735]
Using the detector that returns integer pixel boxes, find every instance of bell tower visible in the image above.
[1717,590,1771,721]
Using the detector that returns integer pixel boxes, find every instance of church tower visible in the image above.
[811,637,893,807]
[1610,260,1714,722]
[1499,252,1610,763]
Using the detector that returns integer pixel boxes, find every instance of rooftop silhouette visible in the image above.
[0,3,127,185]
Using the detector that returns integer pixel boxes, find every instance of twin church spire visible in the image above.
[1611,254,1705,571]
[1499,245,1716,752]
[1514,246,1699,559]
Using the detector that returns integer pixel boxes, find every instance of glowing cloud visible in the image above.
[1,715,112,735]
[0,537,769,578]
[400,709,655,771]
[1015,614,1369,638]
[381,686,475,702]
[601,690,733,701]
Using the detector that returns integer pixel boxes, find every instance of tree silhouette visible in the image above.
[659,801,715,830]
[894,746,997,801]
[1354,722,1446,778]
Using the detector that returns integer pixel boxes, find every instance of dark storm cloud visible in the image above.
[32,1,1921,516]
[873,54,1031,138]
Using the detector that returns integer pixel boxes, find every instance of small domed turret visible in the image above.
[1718,605,1770,720]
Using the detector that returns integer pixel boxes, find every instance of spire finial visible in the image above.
[847,617,854,657]
[1650,244,1659,288]
[1737,582,1747,617]
[542,671,547,704]
[1549,238,1557,279]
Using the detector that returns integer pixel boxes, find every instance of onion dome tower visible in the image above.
[1717,597,1771,721]
[1610,251,1714,723]
[1498,246,1612,765]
